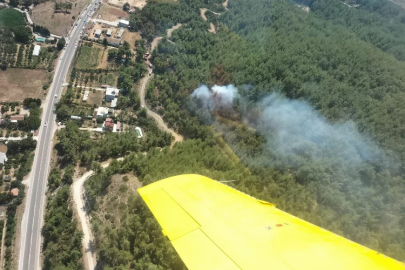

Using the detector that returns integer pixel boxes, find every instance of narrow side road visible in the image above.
[72,159,122,270]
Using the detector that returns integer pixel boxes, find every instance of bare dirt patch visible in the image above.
[32,0,90,36]
[121,31,141,50]
[107,0,146,8]
[0,144,7,153]
[86,90,104,105]
[94,3,127,21]
[0,69,48,102]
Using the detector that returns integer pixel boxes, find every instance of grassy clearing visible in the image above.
[76,45,102,69]
[0,9,26,28]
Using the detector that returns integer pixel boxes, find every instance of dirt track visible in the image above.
[143,25,184,147]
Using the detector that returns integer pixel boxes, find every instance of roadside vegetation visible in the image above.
[0,137,36,269]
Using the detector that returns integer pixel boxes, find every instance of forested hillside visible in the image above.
[85,0,405,267]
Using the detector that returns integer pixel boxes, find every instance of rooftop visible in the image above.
[0,152,7,164]
[11,188,19,197]
[33,45,41,56]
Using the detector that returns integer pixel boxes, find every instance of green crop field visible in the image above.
[0,8,26,28]
[76,45,102,69]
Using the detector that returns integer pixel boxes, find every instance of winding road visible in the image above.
[139,25,184,146]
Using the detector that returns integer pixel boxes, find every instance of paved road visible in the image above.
[18,1,99,269]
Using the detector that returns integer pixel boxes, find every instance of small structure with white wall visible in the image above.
[110,98,118,108]
[106,29,112,36]
[0,152,7,165]
[94,29,102,38]
[96,106,109,117]
[116,28,125,39]
[105,87,119,101]
[82,90,89,102]
[32,45,41,56]
[118,19,129,28]
[71,115,82,120]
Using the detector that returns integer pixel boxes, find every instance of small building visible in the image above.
[106,37,121,47]
[94,29,102,38]
[105,87,119,101]
[10,115,25,122]
[96,107,109,117]
[106,29,112,36]
[4,175,12,182]
[116,28,125,39]
[0,152,7,165]
[110,98,118,108]
[135,127,143,138]
[82,90,89,102]
[104,118,114,130]
[118,19,129,28]
[70,115,82,120]
[32,45,41,56]
[11,188,19,197]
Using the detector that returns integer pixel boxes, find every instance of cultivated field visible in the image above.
[76,45,103,69]
[94,3,127,21]
[0,69,49,101]
[0,8,26,28]
[32,0,90,36]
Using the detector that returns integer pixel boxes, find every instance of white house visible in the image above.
[105,87,119,101]
[118,19,129,28]
[106,29,112,36]
[32,45,41,56]
[96,107,114,118]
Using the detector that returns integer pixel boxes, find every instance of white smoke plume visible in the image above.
[191,85,386,166]
[191,84,238,109]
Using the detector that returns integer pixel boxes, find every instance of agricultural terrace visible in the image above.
[0,9,26,28]
[76,43,115,70]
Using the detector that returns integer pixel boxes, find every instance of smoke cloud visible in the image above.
[191,85,386,167]
[191,84,238,109]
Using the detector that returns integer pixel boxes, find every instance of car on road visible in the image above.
[57,122,61,126]
[54,94,57,98]
[75,23,78,26]
[44,122,47,127]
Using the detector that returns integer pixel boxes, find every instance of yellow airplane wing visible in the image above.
[137,174,405,270]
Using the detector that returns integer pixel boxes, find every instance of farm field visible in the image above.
[0,69,49,101]
[74,71,118,87]
[0,8,26,28]
[31,0,90,36]
[76,45,103,69]
[94,3,127,21]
